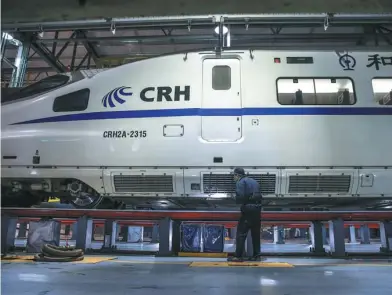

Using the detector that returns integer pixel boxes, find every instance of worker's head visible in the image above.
[233,167,245,182]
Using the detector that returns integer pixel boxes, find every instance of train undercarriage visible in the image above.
[2,170,392,211]
[2,180,392,211]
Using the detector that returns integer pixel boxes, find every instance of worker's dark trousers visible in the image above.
[235,210,261,257]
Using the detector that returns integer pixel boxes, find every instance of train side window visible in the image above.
[277,78,356,105]
[212,65,231,90]
[314,79,356,105]
[53,88,90,112]
[277,78,315,105]
[371,78,392,105]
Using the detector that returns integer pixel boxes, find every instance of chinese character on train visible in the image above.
[366,54,392,70]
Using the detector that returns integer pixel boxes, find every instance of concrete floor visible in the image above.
[2,256,392,295]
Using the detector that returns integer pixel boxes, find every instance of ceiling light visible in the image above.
[214,25,228,35]
[2,33,14,40]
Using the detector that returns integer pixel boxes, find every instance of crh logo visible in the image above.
[102,86,133,108]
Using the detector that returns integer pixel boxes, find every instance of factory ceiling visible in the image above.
[2,0,392,23]
[1,4,392,85]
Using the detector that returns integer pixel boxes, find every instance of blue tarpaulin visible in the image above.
[203,224,224,253]
[180,223,201,252]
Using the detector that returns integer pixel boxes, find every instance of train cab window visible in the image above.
[52,88,90,112]
[18,74,70,99]
[212,65,231,90]
[277,78,356,105]
[371,78,392,105]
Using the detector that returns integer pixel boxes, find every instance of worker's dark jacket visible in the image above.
[235,176,262,214]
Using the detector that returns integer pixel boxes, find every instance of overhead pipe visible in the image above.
[32,32,388,45]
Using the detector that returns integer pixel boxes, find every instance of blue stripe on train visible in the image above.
[11,107,392,125]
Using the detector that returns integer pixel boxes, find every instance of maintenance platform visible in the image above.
[2,207,392,295]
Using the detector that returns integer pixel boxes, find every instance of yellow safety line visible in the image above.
[178,252,228,258]
[113,260,190,265]
[189,261,294,268]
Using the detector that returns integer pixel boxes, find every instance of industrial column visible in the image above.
[273,226,285,244]
[322,225,328,245]
[349,225,357,243]
[360,225,371,244]
[310,221,325,254]
[151,224,159,243]
[17,222,28,239]
[9,34,31,88]
[1,215,18,254]
[379,221,392,253]
[158,217,180,256]
[328,218,346,256]
[231,227,237,241]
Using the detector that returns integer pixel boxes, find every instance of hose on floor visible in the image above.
[33,244,85,262]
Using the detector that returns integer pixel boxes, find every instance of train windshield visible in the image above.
[1,74,70,104]
[18,74,70,98]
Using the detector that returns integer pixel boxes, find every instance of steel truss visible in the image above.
[1,13,392,78]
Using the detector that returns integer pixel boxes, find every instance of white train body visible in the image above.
[2,49,392,207]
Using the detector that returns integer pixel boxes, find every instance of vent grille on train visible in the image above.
[203,173,276,195]
[288,175,351,193]
[113,175,174,193]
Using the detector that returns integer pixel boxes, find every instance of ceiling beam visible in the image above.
[30,42,67,73]
[75,30,99,63]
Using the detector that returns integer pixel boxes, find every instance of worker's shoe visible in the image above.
[248,254,266,262]
[227,256,244,262]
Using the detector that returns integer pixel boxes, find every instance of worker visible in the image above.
[228,167,263,262]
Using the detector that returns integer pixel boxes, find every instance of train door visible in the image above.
[201,58,242,142]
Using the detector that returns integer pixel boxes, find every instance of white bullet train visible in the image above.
[2,49,392,210]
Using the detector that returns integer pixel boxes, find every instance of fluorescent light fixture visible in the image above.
[214,25,228,35]
[2,33,14,40]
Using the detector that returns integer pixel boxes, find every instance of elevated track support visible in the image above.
[2,208,392,258]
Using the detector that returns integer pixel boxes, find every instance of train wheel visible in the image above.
[70,192,103,209]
